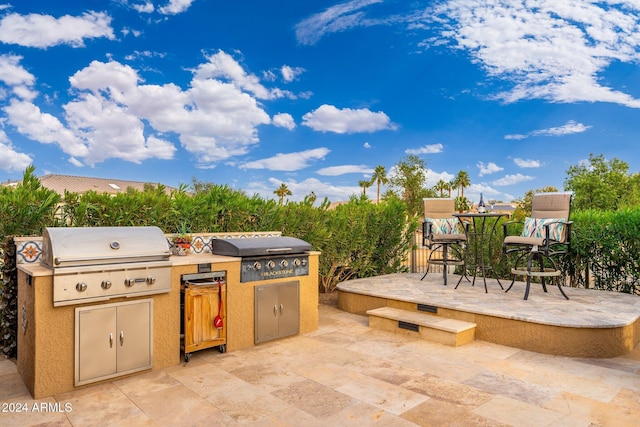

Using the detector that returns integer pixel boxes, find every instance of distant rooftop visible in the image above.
[38,174,177,196]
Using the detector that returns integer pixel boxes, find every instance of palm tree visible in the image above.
[274,183,292,205]
[358,179,373,196]
[371,165,388,203]
[434,179,448,197]
[454,170,471,198]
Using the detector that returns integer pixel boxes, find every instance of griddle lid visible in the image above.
[212,237,311,257]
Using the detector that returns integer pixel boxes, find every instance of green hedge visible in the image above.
[569,209,640,294]
[0,170,415,357]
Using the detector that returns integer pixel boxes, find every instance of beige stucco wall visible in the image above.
[17,268,180,399]
[18,252,319,398]
[338,290,639,358]
[226,252,320,352]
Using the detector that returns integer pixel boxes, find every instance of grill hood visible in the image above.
[212,236,311,257]
[41,226,171,269]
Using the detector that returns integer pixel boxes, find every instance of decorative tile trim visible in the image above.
[13,231,283,262]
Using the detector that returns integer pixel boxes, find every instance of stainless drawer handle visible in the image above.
[273,305,277,317]
[109,333,113,348]
[120,331,124,346]
[280,304,284,315]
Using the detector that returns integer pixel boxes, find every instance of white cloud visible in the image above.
[0,130,32,173]
[158,0,196,15]
[272,113,296,130]
[68,157,84,167]
[477,161,503,176]
[514,158,541,168]
[281,65,305,82]
[492,173,535,186]
[0,11,114,48]
[424,169,454,188]
[239,148,330,171]
[405,143,443,155]
[316,164,373,176]
[133,2,155,13]
[505,120,592,140]
[3,50,283,167]
[302,104,396,133]
[428,2,640,108]
[363,142,371,148]
[0,54,35,87]
[295,0,385,45]
[194,50,292,100]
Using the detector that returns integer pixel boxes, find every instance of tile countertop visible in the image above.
[17,253,242,277]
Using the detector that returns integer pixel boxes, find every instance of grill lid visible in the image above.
[41,226,171,269]
[212,236,312,257]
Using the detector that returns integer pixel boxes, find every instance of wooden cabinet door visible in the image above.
[184,285,226,350]
[77,306,117,383]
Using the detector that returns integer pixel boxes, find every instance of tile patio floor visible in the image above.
[1,300,639,426]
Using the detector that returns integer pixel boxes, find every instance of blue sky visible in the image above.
[1,1,639,204]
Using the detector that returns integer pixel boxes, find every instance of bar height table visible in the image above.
[453,212,507,293]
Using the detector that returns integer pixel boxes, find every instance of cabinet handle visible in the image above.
[273,305,277,317]
[109,333,113,348]
[280,304,284,315]
[120,331,124,346]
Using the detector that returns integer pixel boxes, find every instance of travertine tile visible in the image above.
[401,398,510,427]
[473,395,570,427]
[271,379,358,419]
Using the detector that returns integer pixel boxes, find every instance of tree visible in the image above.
[274,183,292,205]
[454,170,471,198]
[434,179,448,197]
[564,153,639,211]
[358,179,372,196]
[387,155,434,217]
[371,165,388,203]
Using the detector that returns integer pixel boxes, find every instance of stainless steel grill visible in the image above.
[212,237,311,283]
[42,226,172,306]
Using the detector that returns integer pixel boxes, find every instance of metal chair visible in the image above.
[502,192,573,300]
[421,198,468,286]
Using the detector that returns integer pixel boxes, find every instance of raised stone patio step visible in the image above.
[366,307,476,347]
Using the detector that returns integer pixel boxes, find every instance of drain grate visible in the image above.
[417,304,438,313]
[398,321,419,332]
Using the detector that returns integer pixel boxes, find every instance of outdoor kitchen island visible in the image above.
[17,245,319,399]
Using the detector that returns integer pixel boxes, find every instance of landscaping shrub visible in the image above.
[569,209,640,294]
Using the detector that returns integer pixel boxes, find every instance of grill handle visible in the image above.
[53,253,170,265]
[266,247,292,253]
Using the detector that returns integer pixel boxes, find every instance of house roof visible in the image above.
[39,174,177,196]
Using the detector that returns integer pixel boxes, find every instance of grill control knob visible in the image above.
[293,258,301,267]
[267,260,275,269]
[253,261,262,270]
[101,280,112,290]
[76,282,87,292]
[124,278,135,287]
[146,276,156,285]
[280,259,288,268]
